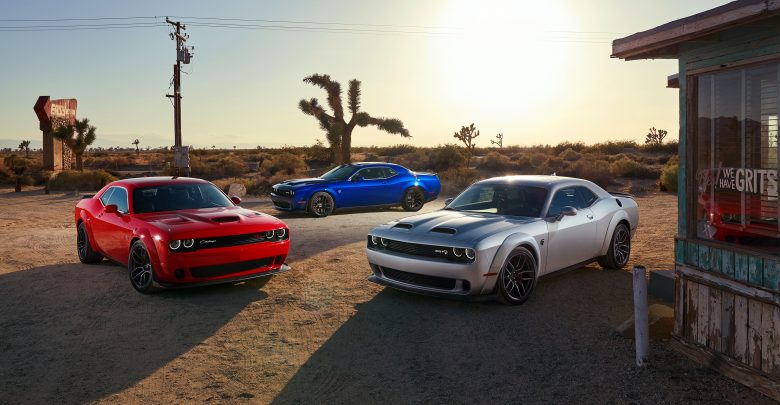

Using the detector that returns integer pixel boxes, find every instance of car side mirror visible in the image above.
[230,195,242,205]
[557,206,577,221]
[104,204,118,214]
[351,176,363,182]
[444,198,454,206]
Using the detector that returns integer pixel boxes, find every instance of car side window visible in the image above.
[576,187,598,207]
[106,187,129,213]
[356,168,384,180]
[547,188,586,216]
[383,167,397,178]
[99,188,115,206]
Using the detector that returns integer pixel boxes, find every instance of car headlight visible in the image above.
[452,247,463,257]
[275,228,287,239]
[183,239,194,249]
[169,240,182,250]
[380,237,388,247]
[265,231,274,239]
[370,235,380,246]
[464,248,475,260]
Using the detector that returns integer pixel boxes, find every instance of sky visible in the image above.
[0,0,730,149]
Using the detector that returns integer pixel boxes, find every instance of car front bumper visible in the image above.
[365,247,497,299]
[270,193,308,212]
[153,240,290,285]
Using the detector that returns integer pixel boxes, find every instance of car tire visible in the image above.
[599,223,631,270]
[77,222,103,264]
[247,275,272,288]
[308,192,335,217]
[401,187,425,212]
[128,240,160,294]
[497,246,537,305]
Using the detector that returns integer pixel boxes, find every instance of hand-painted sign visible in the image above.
[697,165,778,197]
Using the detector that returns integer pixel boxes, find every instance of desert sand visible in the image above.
[0,189,773,404]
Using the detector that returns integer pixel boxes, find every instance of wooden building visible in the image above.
[613,0,780,399]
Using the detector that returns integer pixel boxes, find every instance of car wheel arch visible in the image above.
[483,234,542,295]
[308,189,339,210]
[599,213,631,256]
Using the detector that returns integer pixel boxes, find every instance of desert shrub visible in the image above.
[48,169,117,191]
[610,157,660,178]
[216,156,247,177]
[562,160,613,188]
[545,156,567,173]
[480,151,513,171]
[377,144,416,156]
[261,152,308,176]
[306,140,332,165]
[429,144,466,172]
[659,155,679,192]
[239,153,266,163]
[439,167,481,196]
[31,170,52,186]
[529,152,548,168]
[396,150,429,171]
[641,140,679,154]
[511,154,533,170]
[552,141,586,155]
[558,148,582,162]
[589,140,638,155]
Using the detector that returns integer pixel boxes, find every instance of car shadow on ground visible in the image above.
[270,266,753,404]
[0,261,268,405]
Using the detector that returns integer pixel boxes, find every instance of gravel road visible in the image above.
[0,190,773,404]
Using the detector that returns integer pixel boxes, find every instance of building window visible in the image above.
[694,61,780,254]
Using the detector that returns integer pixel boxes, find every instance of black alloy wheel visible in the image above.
[402,187,425,212]
[309,192,335,217]
[128,240,158,293]
[498,247,537,305]
[77,222,103,264]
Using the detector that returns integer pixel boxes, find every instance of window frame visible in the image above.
[687,57,780,256]
[100,186,129,214]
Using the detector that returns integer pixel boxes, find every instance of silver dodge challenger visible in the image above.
[366,175,639,305]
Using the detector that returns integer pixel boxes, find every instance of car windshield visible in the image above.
[446,183,548,218]
[319,165,356,180]
[132,183,233,213]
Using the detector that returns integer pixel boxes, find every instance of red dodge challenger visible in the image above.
[74,177,290,293]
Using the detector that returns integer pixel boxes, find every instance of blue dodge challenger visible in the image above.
[270,162,441,217]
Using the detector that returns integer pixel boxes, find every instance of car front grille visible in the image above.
[190,257,275,278]
[272,187,293,197]
[273,200,291,209]
[380,266,457,290]
[195,232,282,250]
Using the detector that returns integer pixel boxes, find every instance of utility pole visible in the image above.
[165,17,193,175]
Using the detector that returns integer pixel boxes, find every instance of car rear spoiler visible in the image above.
[609,191,634,199]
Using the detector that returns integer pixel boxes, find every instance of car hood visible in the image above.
[275,178,330,188]
[375,209,542,243]
[138,206,285,236]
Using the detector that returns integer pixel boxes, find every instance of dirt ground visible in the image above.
[0,189,774,404]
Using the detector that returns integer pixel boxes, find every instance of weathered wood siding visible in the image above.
[676,238,780,290]
[675,266,780,396]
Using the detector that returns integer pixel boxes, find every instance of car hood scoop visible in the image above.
[278,178,328,187]
[211,216,240,223]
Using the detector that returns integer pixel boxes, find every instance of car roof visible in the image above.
[109,176,211,189]
[477,175,597,189]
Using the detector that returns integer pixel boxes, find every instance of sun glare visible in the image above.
[434,1,571,115]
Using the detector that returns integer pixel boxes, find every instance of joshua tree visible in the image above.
[132,139,140,155]
[645,127,668,146]
[454,123,480,167]
[18,140,31,157]
[298,73,410,164]
[52,118,97,171]
[490,133,504,148]
[4,155,27,192]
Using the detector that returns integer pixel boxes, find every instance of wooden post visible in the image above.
[634,265,649,367]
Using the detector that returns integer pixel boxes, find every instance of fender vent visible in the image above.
[212,216,240,223]
[615,199,623,207]
[393,223,413,230]
[430,227,457,235]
